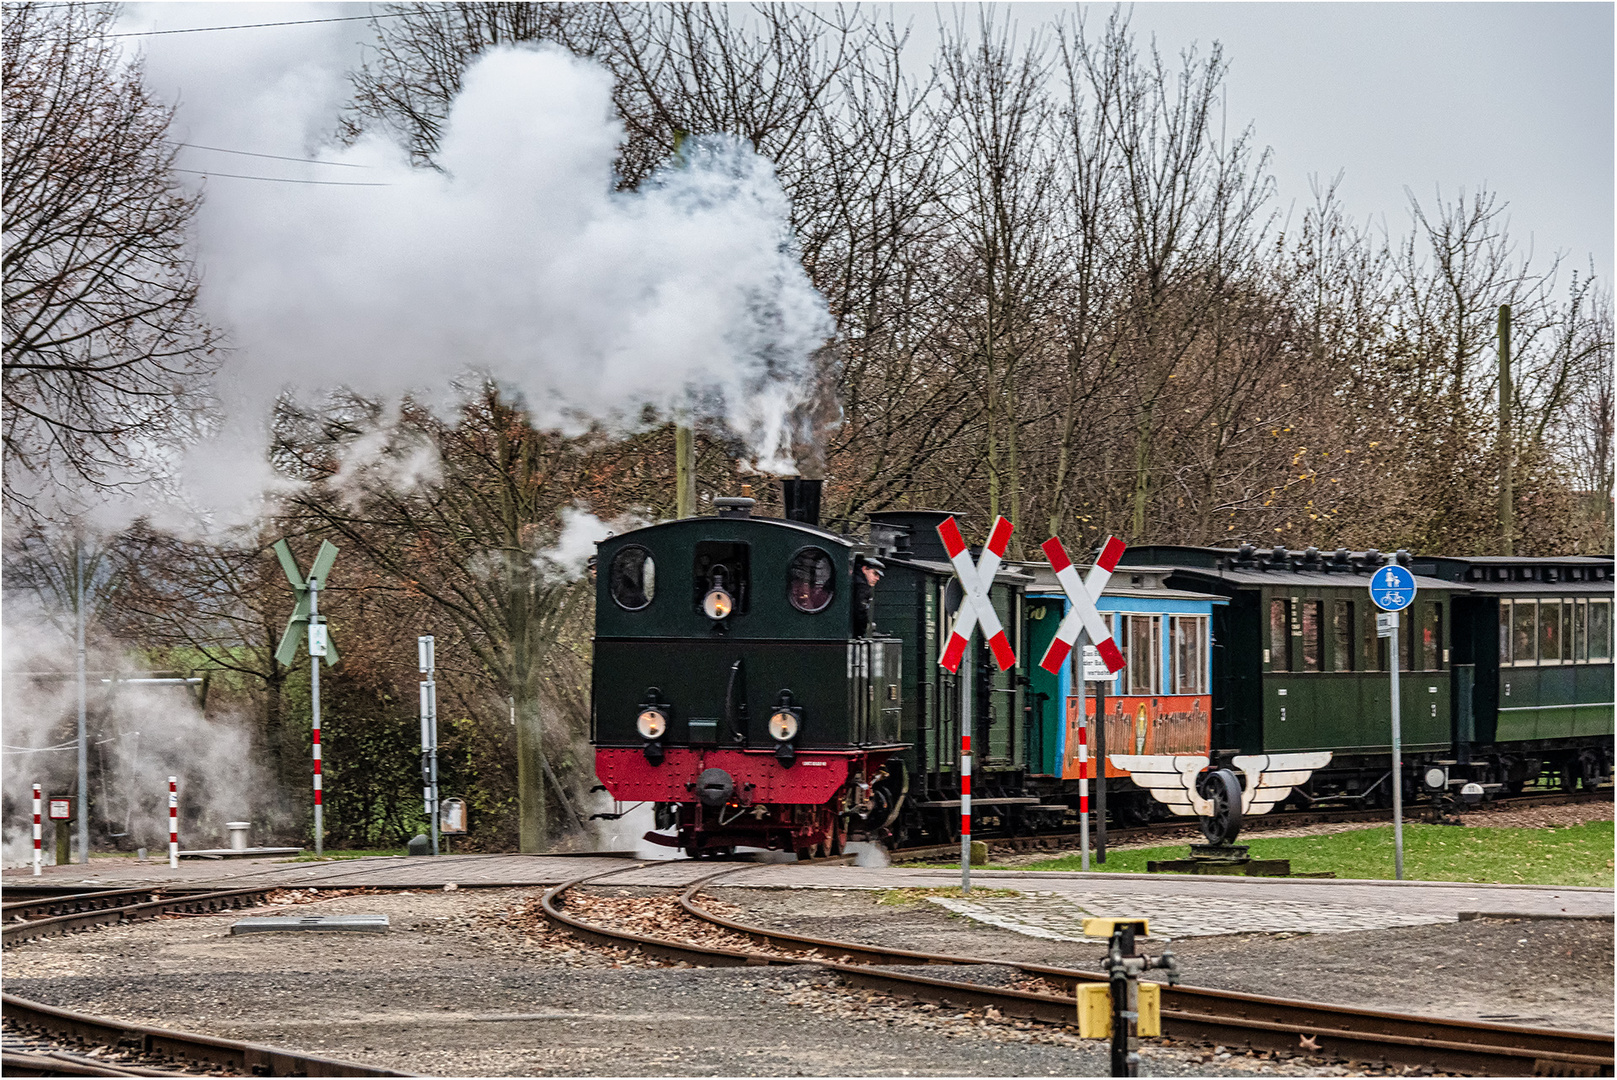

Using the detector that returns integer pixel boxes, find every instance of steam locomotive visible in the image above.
[590,480,1613,856]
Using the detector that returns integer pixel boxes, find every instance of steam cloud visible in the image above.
[187,45,833,519]
[1,599,267,867]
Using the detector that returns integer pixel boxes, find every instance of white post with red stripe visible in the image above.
[32,784,42,876]
[960,734,972,891]
[935,516,1019,893]
[167,776,178,868]
[1077,719,1090,871]
[309,577,324,857]
[1039,534,1128,873]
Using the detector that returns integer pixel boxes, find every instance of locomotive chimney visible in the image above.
[781,478,822,529]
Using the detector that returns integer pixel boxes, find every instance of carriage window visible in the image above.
[1362,603,1382,671]
[609,546,656,610]
[1499,601,1511,665]
[1170,616,1206,694]
[1591,600,1612,661]
[1512,600,1537,665]
[1420,601,1442,670]
[1539,600,1562,663]
[693,541,749,615]
[1333,600,1355,672]
[786,548,835,613]
[1125,614,1160,694]
[1573,599,1589,662]
[1301,601,1323,672]
[1269,599,1290,671]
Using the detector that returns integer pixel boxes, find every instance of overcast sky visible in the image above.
[120,1,1614,289]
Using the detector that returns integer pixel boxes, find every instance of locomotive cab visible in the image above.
[592,500,903,858]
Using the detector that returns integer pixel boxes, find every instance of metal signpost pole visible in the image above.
[309,577,323,857]
[1389,613,1403,880]
[1095,675,1107,864]
[1079,649,1090,873]
[76,538,89,864]
[420,636,439,857]
[430,679,439,856]
[1370,563,1415,881]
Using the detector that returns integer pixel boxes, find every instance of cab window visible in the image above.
[609,546,656,610]
[787,548,835,612]
[693,541,749,615]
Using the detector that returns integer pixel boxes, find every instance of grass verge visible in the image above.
[1015,820,1613,887]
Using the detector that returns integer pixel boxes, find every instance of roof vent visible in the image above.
[713,496,755,519]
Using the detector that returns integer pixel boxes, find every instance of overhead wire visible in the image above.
[174,169,390,187]
[105,11,412,38]
[176,143,370,169]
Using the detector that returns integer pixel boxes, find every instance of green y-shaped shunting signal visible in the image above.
[273,539,341,668]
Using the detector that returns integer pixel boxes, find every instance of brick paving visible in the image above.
[7,852,1609,943]
[923,889,1455,939]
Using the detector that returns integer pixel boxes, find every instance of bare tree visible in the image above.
[341,3,604,167]
[2,2,216,507]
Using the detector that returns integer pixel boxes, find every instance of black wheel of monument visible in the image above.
[1197,768,1244,846]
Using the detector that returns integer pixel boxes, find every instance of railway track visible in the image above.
[2,887,411,1076]
[541,862,1615,1077]
[0,994,410,1077]
[893,785,1615,861]
[2,887,277,949]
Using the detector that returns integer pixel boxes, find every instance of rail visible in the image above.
[540,863,1614,1077]
[3,887,276,949]
[1,994,409,1077]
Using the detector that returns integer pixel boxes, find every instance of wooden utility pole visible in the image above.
[669,128,697,522]
[1497,304,1514,555]
[675,423,696,518]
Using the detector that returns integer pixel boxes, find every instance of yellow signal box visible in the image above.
[1081,917,1150,938]
[1076,982,1161,1038]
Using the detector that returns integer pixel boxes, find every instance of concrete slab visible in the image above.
[180,847,303,860]
[230,913,390,934]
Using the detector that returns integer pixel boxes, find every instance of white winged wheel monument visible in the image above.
[1107,753,1333,845]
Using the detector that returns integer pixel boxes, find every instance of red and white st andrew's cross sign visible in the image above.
[1038,535,1127,675]
[936,516,1017,672]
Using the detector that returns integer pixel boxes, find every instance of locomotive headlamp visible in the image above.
[637,708,668,740]
[702,587,734,620]
[768,709,800,742]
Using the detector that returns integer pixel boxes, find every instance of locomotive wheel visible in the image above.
[827,817,847,857]
[1198,768,1244,846]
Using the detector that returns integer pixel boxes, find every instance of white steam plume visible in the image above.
[187,45,833,520]
[2,598,269,867]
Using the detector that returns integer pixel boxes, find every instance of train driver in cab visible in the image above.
[853,556,884,636]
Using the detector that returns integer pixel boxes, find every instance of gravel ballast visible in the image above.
[2,886,1453,1077]
[715,885,1614,1034]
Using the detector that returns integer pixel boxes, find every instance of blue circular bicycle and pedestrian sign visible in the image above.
[1369,564,1417,612]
